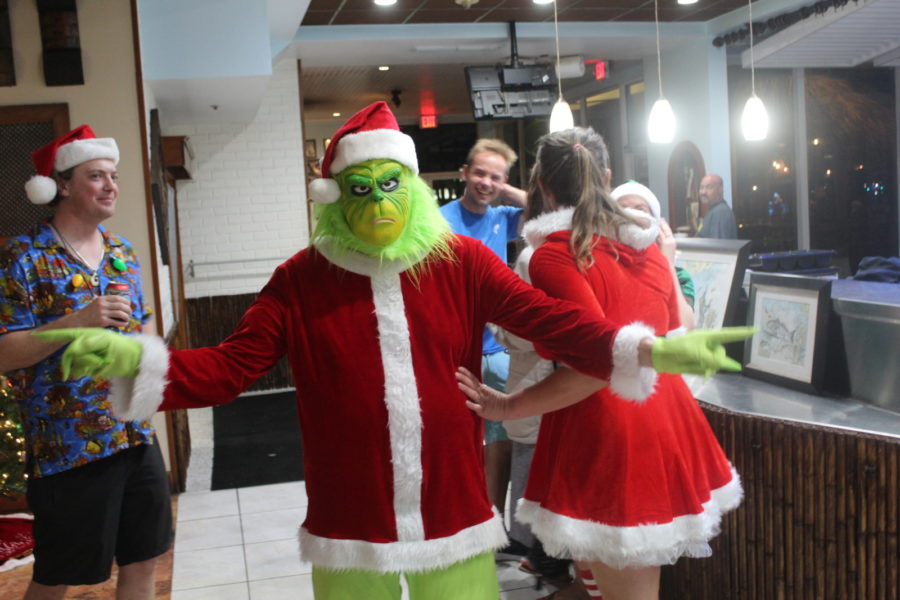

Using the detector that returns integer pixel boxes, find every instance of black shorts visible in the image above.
[27,443,173,586]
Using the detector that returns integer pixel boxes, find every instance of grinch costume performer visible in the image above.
[38,102,751,600]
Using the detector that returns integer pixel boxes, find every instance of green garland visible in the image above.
[0,375,27,501]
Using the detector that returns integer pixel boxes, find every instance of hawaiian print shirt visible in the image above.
[0,221,156,478]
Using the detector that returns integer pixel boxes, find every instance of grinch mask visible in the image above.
[312,156,454,277]
[335,159,409,249]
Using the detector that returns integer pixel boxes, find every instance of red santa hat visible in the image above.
[309,101,418,204]
[610,181,660,219]
[25,125,120,205]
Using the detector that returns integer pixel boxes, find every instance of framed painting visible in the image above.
[743,273,832,393]
[674,238,751,330]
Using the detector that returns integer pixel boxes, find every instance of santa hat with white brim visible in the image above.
[610,181,661,219]
[309,101,418,204]
[25,125,119,205]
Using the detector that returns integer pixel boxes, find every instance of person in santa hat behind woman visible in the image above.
[0,125,171,600]
[38,105,750,600]
[610,181,696,333]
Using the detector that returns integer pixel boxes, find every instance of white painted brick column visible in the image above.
[172,58,309,298]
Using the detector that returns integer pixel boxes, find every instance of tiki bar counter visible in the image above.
[661,279,899,599]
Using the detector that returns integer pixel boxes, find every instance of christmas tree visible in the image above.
[0,375,27,501]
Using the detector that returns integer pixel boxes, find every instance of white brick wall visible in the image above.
[171,58,309,298]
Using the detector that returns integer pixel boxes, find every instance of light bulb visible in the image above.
[647,97,675,143]
[741,94,769,141]
[549,100,574,132]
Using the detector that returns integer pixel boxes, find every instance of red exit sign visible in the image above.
[420,114,438,129]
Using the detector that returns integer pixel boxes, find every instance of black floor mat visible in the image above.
[211,390,304,490]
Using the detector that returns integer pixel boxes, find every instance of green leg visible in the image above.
[406,552,499,600]
[311,566,402,600]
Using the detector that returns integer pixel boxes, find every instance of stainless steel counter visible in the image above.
[684,372,900,440]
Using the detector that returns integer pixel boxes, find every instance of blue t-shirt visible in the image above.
[440,199,522,354]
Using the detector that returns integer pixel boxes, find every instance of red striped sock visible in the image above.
[578,568,604,598]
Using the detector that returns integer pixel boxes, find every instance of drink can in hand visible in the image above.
[105,282,131,298]
[105,282,131,330]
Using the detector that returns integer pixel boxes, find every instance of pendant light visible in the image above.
[548,0,574,132]
[647,0,675,143]
[741,0,769,141]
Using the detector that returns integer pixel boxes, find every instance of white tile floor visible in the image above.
[174,405,557,598]
[171,480,554,599]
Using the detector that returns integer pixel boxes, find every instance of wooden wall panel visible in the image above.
[661,403,899,600]
[185,294,293,392]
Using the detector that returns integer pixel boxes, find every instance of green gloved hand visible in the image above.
[651,327,756,377]
[32,328,142,380]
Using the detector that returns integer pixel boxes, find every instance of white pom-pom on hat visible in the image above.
[25,175,59,205]
[309,178,341,204]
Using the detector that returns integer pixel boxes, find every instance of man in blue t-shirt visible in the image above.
[440,139,525,545]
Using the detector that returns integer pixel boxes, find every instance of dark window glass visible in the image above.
[806,68,897,272]
[728,67,797,252]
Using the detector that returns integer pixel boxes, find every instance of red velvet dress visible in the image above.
[519,217,742,569]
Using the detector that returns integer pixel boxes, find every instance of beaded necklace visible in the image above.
[50,222,104,288]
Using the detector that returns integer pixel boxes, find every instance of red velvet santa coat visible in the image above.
[147,235,647,573]
[516,208,743,569]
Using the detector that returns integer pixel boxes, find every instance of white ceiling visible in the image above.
[747,0,900,68]
[143,0,897,126]
[290,21,703,123]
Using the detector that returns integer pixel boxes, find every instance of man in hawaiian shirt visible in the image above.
[0,125,171,600]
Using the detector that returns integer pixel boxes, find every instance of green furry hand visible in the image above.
[651,327,756,377]
[33,328,142,380]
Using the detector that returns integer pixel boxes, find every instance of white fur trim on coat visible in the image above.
[517,468,743,569]
[329,129,418,175]
[610,322,658,402]
[298,512,507,573]
[313,236,429,278]
[523,207,574,249]
[108,334,169,422]
[371,272,425,541]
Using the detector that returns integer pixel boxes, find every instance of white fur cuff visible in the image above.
[108,334,169,422]
[298,513,507,573]
[610,322,658,402]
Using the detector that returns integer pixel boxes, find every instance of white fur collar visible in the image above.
[523,207,574,249]
[521,206,658,251]
[313,236,429,278]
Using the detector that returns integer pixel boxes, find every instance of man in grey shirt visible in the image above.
[696,174,737,239]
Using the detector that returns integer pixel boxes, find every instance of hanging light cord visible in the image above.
[553,0,563,102]
[654,0,663,97]
[748,0,756,95]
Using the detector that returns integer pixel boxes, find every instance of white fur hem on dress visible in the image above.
[108,335,169,422]
[298,513,508,573]
[517,468,743,569]
[609,322,658,402]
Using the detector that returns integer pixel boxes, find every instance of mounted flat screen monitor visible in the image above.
[465,65,556,120]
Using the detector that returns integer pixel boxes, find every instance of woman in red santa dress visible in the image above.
[458,127,743,600]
